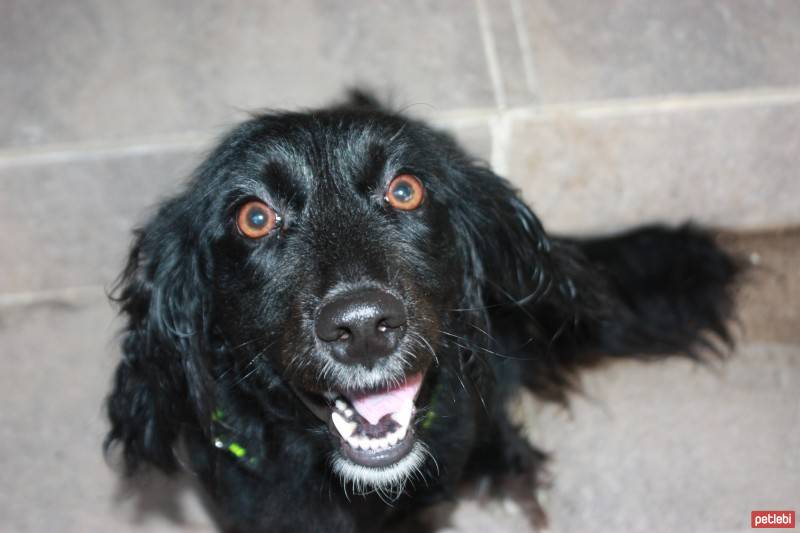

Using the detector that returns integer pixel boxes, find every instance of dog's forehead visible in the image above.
[246,112,416,199]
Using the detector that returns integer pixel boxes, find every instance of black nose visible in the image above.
[315,289,407,366]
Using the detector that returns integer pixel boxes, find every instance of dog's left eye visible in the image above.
[385,174,425,211]
[236,200,280,239]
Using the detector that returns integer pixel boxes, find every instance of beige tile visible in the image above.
[504,101,800,234]
[722,228,800,344]
[0,149,198,293]
[1,0,494,148]
[516,0,800,103]
[437,119,493,163]
[522,339,800,533]
[0,292,214,532]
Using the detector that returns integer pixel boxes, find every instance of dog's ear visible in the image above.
[105,196,214,474]
[452,167,549,304]
[450,166,600,324]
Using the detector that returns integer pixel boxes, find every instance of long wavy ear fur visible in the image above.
[105,197,214,474]
[450,165,587,324]
[452,164,739,402]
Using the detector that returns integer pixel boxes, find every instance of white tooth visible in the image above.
[376,437,388,449]
[387,431,399,446]
[397,424,408,440]
[344,408,354,418]
[368,438,380,450]
[358,438,371,451]
[391,403,414,428]
[346,435,359,448]
[331,411,356,438]
[335,399,348,412]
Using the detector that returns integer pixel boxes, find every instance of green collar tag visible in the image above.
[211,408,260,467]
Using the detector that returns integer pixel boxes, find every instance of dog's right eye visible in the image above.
[385,174,425,211]
[236,200,280,239]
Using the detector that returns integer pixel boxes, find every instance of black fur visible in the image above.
[105,92,739,532]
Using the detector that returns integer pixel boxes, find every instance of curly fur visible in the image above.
[105,91,739,533]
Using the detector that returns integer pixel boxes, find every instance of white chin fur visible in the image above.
[331,441,429,497]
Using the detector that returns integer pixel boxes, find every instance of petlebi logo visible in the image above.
[751,510,795,529]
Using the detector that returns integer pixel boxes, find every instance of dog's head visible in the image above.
[106,94,555,492]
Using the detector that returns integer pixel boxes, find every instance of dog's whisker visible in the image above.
[467,322,498,344]
[218,352,261,384]
[408,331,439,368]
[226,353,265,388]
[438,329,534,362]
[447,298,515,313]
[227,333,273,352]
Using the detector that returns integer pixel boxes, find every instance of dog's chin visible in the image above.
[330,441,429,494]
[294,371,430,492]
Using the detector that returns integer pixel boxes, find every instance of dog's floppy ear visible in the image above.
[449,165,605,330]
[451,166,553,306]
[105,196,214,474]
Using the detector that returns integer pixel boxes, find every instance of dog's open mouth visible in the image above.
[295,373,424,468]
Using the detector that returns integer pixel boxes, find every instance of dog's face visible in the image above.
[207,109,471,486]
[107,98,552,493]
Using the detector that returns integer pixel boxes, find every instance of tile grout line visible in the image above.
[504,86,800,121]
[3,87,800,169]
[0,284,107,308]
[474,0,508,110]
[509,0,539,98]
[0,131,220,169]
[489,113,512,176]
[473,0,513,174]
[501,0,540,177]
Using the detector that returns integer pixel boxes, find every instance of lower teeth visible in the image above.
[329,395,413,451]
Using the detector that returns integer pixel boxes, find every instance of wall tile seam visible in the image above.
[2,87,800,170]
[0,284,107,308]
[474,0,508,110]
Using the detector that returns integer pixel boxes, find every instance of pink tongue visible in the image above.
[348,373,423,426]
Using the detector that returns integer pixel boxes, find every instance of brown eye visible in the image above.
[236,200,279,239]
[385,174,425,211]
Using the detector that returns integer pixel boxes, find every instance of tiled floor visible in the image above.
[0,229,797,533]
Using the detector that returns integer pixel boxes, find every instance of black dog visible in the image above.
[105,92,738,532]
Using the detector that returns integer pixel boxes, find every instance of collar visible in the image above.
[210,407,263,473]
